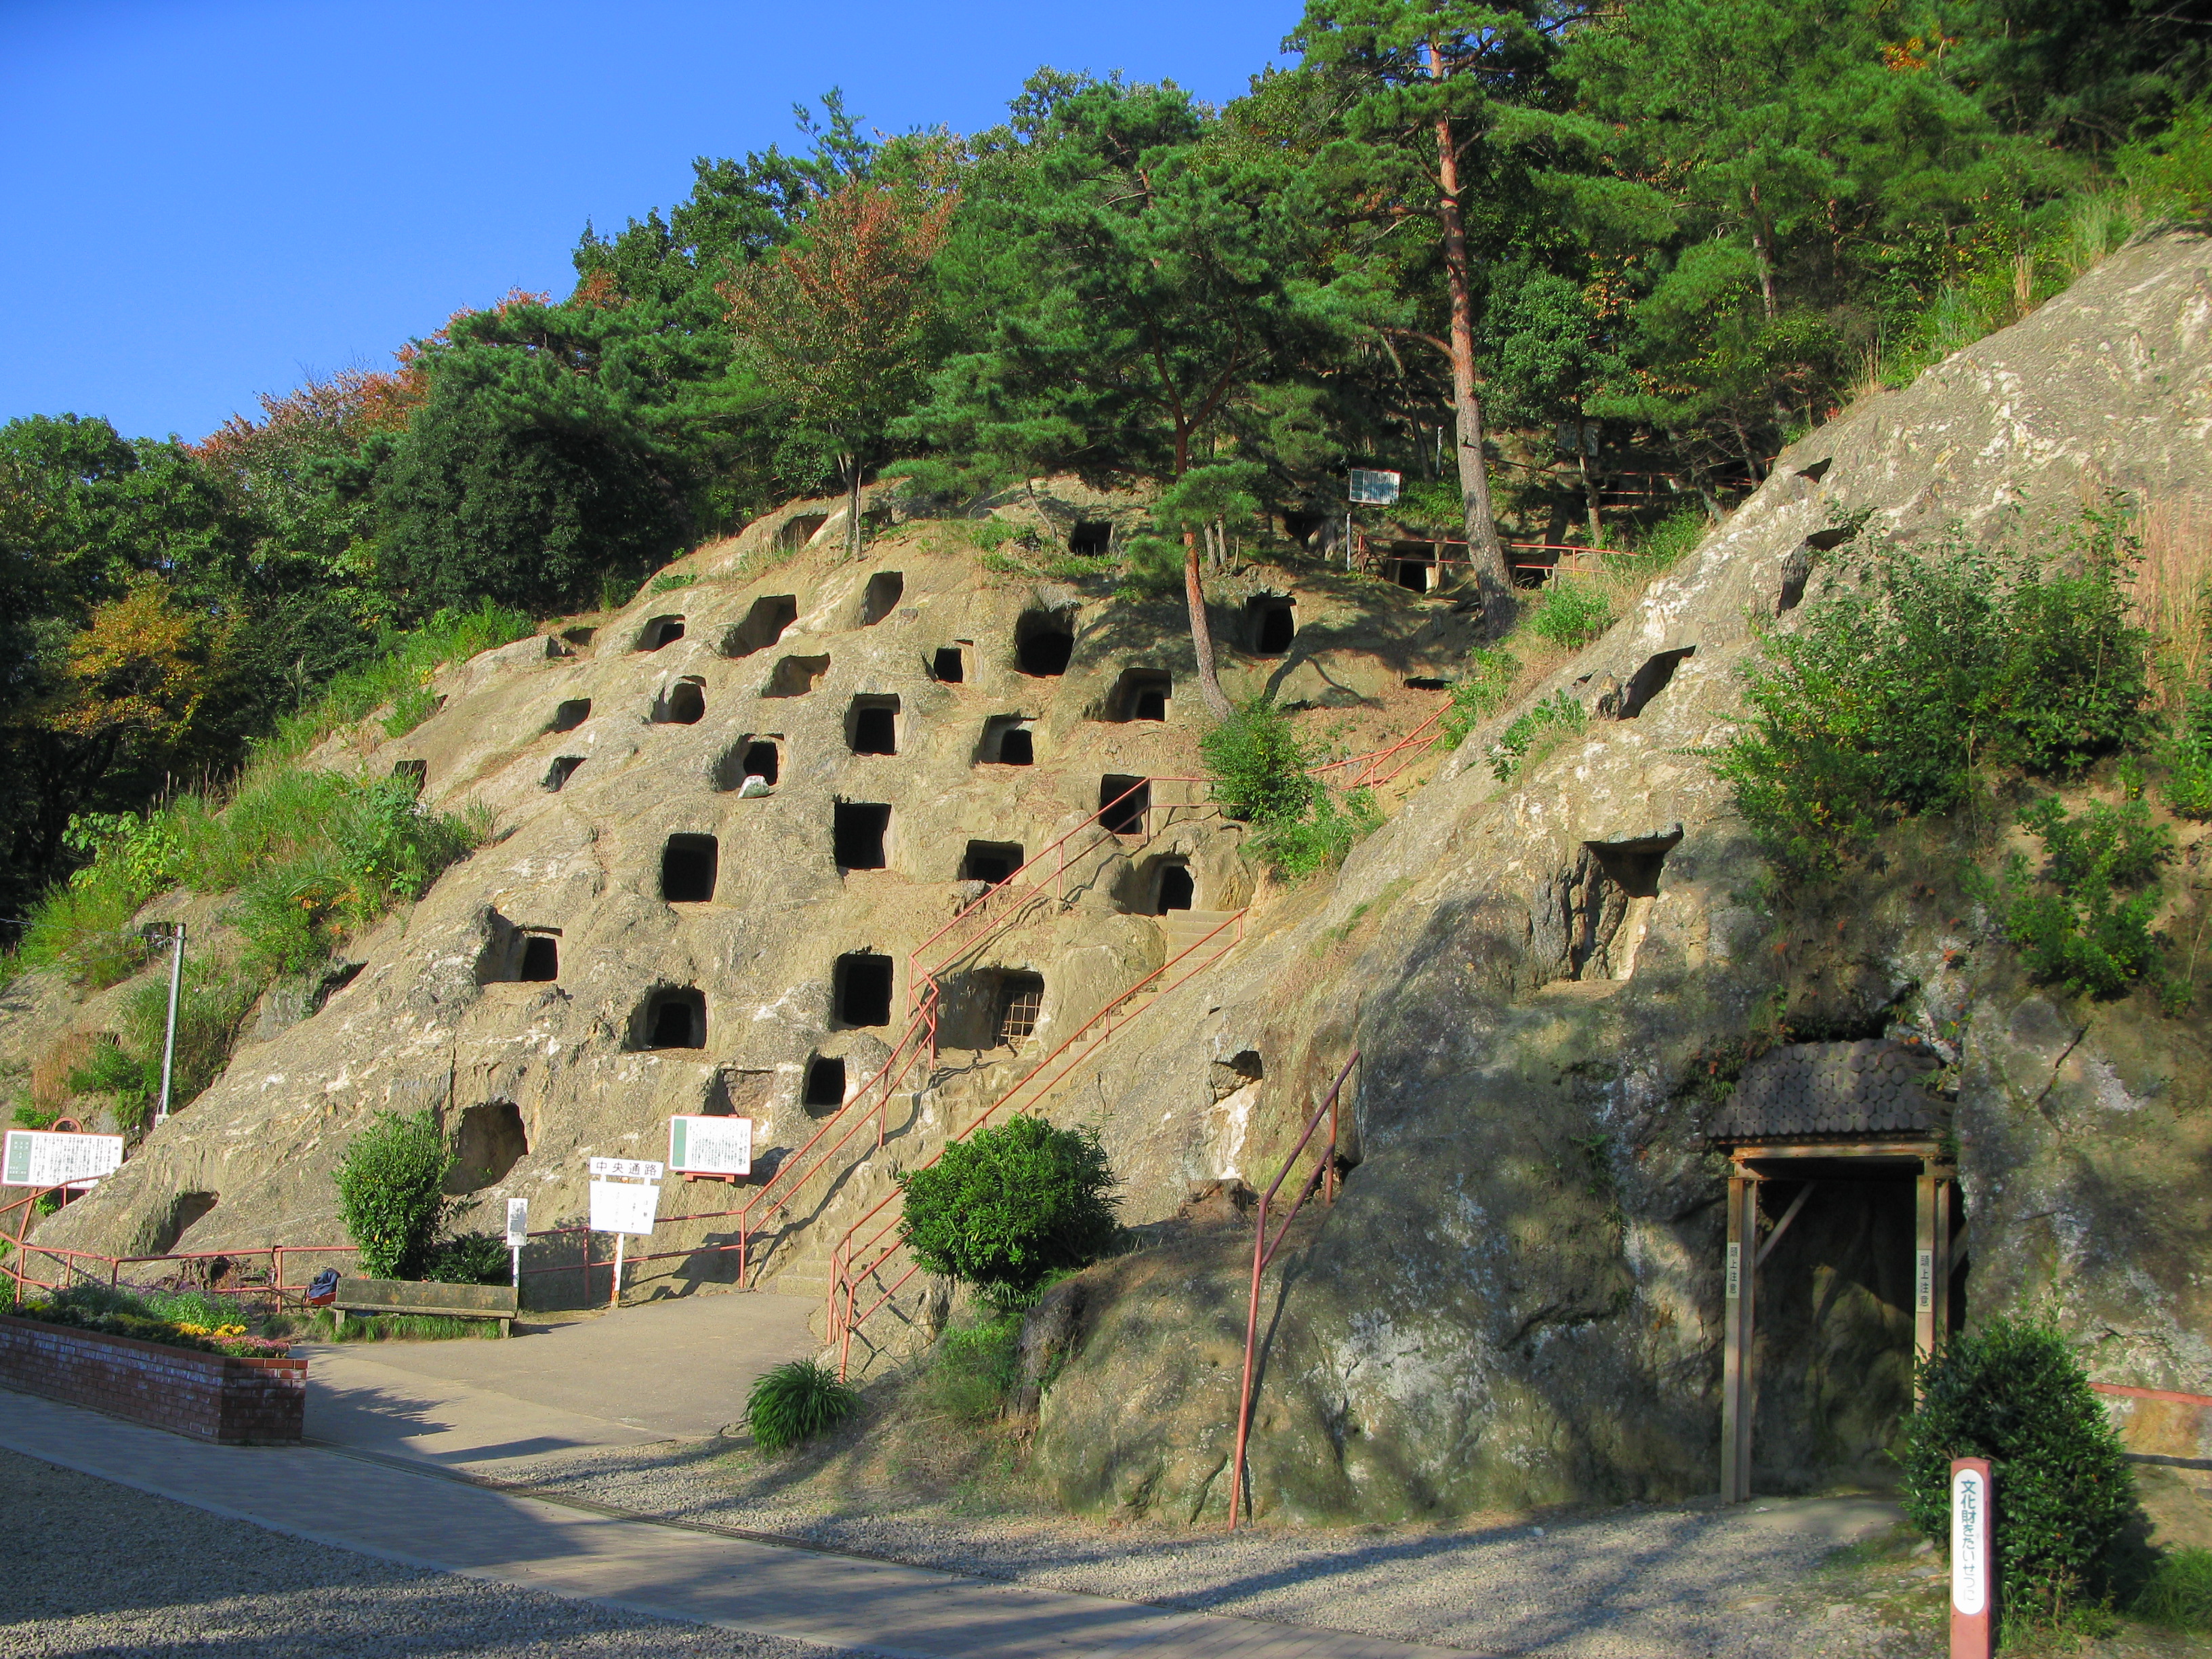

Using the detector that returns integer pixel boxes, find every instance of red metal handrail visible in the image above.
[1227,1050,1360,1530]
[827,908,1250,1378]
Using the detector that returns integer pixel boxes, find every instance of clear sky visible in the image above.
[0,1,1298,443]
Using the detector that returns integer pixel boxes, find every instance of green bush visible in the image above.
[1995,798,2173,1000]
[1900,1311,2133,1635]
[1200,696,1315,825]
[649,571,697,594]
[745,1358,859,1452]
[1435,649,1520,750]
[2132,1547,2212,1632]
[1488,689,1587,782]
[333,1109,451,1279]
[1630,507,1710,571]
[2165,690,2212,820]
[424,1231,512,1286]
[1254,786,1382,879]
[1113,535,1185,600]
[1714,509,2156,877]
[1528,580,1613,649]
[898,1116,1121,1309]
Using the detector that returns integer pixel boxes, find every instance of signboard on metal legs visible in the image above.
[669,1115,752,1179]
[586,1157,661,1309]
[504,1197,529,1289]
[1950,1457,1993,1658]
[3,1129,125,1189]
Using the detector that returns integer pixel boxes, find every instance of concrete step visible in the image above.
[1162,909,1239,951]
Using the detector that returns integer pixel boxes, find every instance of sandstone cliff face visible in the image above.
[1027,233,2212,1523]
[21,484,1471,1303]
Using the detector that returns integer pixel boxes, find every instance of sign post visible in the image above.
[139,922,186,1126]
[1347,469,1402,571]
[504,1197,529,1290]
[587,1157,661,1309]
[1950,1457,1994,1658]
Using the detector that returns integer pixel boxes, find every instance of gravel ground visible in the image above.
[483,1438,1937,1658]
[0,1447,852,1659]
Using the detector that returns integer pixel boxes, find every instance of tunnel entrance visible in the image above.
[1708,1042,1959,1502]
[996,973,1044,1045]
[833,802,890,869]
[636,987,706,1050]
[446,1101,529,1192]
[860,571,905,624]
[544,755,586,792]
[655,677,706,724]
[391,758,427,788]
[518,934,559,981]
[1154,861,1194,912]
[764,654,830,697]
[661,834,718,903]
[723,594,798,657]
[1099,775,1150,834]
[640,615,687,651]
[1620,647,1696,718]
[963,840,1024,886]
[1068,520,1111,556]
[835,953,894,1027]
[1107,668,1172,722]
[550,698,590,733]
[1246,596,1296,655]
[1017,611,1074,676]
[932,645,966,683]
[978,717,1033,765]
[848,695,899,755]
[803,1056,847,1112]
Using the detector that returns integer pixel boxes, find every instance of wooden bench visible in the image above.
[329,1277,518,1337]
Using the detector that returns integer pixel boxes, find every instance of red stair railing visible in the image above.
[825,908,1249,1378]
[1228,1050,1359,1529]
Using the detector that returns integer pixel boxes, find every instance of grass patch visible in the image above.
[1526,580,1614,649]
[263,1307,505,1342]
[2132,1547,2212,1633]
[1488,689,1588,783]
[747,1358,862,1452]
[924,1311,1023,1424]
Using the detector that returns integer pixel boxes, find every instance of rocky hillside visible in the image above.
[13,232,2211,1536]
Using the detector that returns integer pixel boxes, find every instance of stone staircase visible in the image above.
[1162,907,1239,959]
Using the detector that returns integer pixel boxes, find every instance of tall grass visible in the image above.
[2130,495,2211,707]
[14,601,525,991]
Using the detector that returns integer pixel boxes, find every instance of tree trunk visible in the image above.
[1578,444,1602,545]
[844,455,863,560]
[1429,51,1513,631]
[1185,530,1233,722]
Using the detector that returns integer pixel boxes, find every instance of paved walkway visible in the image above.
[302,1290,818,1469]
[0,1388,1473,1658]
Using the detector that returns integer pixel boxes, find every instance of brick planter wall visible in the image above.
[0,1313,304,1443]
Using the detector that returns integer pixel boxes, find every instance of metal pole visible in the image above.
[610,1233,624,1309]
[155,924,186,1124]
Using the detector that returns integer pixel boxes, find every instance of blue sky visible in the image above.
[0,1,1297,443]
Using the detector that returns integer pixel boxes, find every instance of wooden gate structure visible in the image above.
[1707,1038,1959,1503]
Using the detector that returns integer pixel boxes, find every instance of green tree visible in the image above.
[903,76,1343,721]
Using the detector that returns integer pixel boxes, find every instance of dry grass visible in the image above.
[29,1031,102,1122]
[2130,496,2212,708]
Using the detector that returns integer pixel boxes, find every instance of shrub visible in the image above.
[745,1358,859,1452]
[2133,1547,2212,1632]
[1254,786,1382,879]
[899,1116,1120,1309]
[1631,507,1709,571]
[333,1109,451,1279]
[2165,690,2212,820]
[1528,580,1613,649]
[1200,697,1315,824]
[1488,689,1587,782]
[423,1231,511,1286]
[1435,648,1520,751]
[649,571,697,594]
[65,960,255,1132]
[1113,535,1185,600]
[1715,509,2156,877]
[1994,798,2172,1000]
[1900,1311,2133,1634]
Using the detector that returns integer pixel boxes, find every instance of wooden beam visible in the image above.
[1721,1171,1758,1502]
[1755,1181,1816,1269]
[1914,1169,1940,1380]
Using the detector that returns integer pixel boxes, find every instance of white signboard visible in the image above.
[505,1197,530,1248]
[588,1156,664,1181]
[669,1115,752,1177]
[2,1130,124,1189]
[589,1179,660,1237]
[1951,1464,1990,1616]
[1349,468,1401,506]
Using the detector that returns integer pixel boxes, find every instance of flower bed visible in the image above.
[16,1294,292,1359]
[0,1311,304,1443]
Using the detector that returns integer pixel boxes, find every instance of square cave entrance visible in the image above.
[722,594,798,658]
[716,736,781,790]
[847,695,900,755]
[977,716,1034,765]
[962,840,1024,886]
[654,677,706,724]
[833,802,890,870]
[1107,669,1172,722]
[1246,596,1296,655]
[932,644,967,683]
[634,987,706,1050]
[860,571,904,624]
[661,834,718,903]
[803,1054,847,1113]
[1099,775,1150,834]
[549,697,590,733]
[638,615,687,651]
[1016,610,1074,677]
[834,952,895,1027]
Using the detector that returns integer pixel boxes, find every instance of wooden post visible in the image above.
[1950,1456,1994,1657]
[1721,1166,1758,1502]
[1930,1166,1953,1358]
[1915,1167,1940,1377]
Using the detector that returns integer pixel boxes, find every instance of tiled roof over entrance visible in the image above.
[1706,1039,1946,1142]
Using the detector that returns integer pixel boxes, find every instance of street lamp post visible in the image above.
[139,922,186,1125]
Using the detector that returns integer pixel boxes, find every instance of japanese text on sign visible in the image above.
[588,1157,664,1181]
[669,1115,752,1177]
[3,1130,125,1189]
[588,1180,659,1237]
